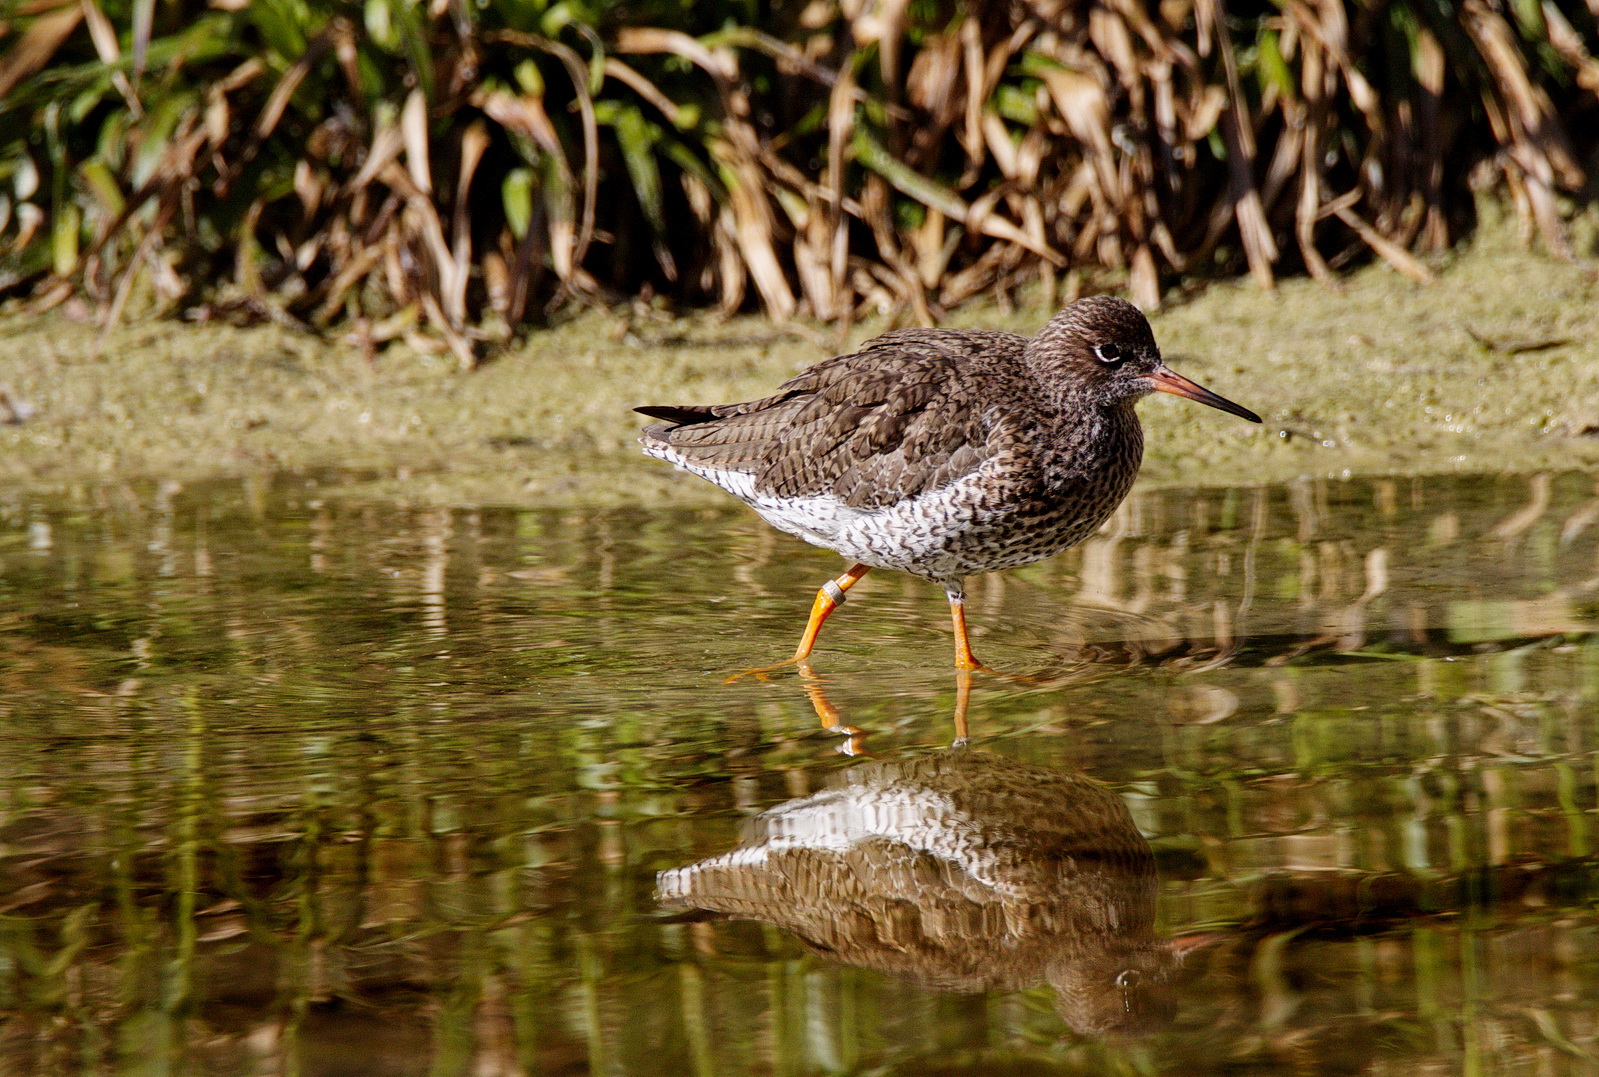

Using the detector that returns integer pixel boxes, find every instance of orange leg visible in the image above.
[793,563,872,660]
[947,586,992,673]
[726,564,872,682]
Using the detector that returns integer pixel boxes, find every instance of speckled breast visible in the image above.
[770,458,1136,583]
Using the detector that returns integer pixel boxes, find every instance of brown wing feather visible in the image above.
[640,329,1029,509]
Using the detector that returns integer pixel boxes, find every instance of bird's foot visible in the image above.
[829,725,870,756]
[958,658,1050,685]
[723,652,812,684]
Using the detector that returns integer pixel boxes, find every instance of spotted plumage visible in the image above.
[638,295,1260,670]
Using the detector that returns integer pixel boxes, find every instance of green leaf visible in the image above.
[1256,29,1295,99]
[1016,49,1067,77]
[77,158,124,217]
[1509,0,1546,43]
[540,1,574,37]
[659,140,722,198]
[503,167,534,239]
[389,0,433,97]
[993,83,1038,125]
[355,44,387,98]
[365,0,398,51]
[94,111,128,172]
[852,126,967,221]
[514,58,545,98]
[130,94,196,189]
[69,81,111,125]
[247,0,311,59]
[52,202,80,276]
[608,101,675,276]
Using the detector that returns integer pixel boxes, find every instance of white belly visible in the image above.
[644,444,1104,582]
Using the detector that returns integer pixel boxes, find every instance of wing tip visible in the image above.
[638,423,675,448]
[635,404,713,426]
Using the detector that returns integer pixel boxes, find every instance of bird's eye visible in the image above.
[1094,343,1124,364]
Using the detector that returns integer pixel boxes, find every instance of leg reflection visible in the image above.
[952,668,972,746]
[797,663,870,756]
[797,666,975,755]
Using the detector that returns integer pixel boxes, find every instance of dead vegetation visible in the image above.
[1,0,1597,364]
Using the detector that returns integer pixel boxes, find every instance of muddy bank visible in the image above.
[3,218,1597,506]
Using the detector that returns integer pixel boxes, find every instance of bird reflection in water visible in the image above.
[658,681,1205,1037]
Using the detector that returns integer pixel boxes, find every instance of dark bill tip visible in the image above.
[1146,368,1262,424]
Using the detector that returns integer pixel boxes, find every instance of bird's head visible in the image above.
[1025,295,1261,423]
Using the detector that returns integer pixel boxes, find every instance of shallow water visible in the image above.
[1,471,1597,1075]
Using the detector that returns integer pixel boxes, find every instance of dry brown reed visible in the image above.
[1,0,1597,364]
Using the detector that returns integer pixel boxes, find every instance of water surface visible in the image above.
[1,471,1597,1074]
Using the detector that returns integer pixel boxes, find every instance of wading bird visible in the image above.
[638,296,1260,672]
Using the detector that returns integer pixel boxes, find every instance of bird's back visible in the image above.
[639,328,1034,511]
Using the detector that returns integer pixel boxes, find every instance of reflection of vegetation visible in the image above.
[2,0,1597,359]
[0,471,1595,1072]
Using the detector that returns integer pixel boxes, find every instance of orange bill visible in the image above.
[1146,367,1262,423]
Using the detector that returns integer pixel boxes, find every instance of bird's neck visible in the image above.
[1044,394,1144,479]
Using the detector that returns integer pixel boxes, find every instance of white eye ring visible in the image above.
[1094,343,1124,364]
